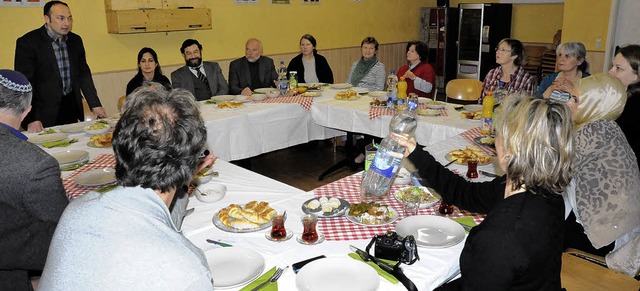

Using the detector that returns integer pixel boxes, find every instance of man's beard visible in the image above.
[186,57,202,68]
[246,55,259,63]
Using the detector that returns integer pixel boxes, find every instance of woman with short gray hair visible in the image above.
[537,41,590,98]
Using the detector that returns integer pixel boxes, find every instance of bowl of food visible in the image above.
[251,93,267,101]
[83,121,110,135]
[195,182,226,203]
[192,167,214,186]
[266,90,280,98]
[296,86,308,94]
[368,91,387,102]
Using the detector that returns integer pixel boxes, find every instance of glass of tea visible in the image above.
[439,201,455,215]
[270,214,287,240]
[301,214,318,243]
[466,158,478,179]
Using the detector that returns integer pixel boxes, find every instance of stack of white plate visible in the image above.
[51,150,90,170]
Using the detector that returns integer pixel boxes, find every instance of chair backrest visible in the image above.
[561,252,640,290]
[117,95,126,112]
[445,79,483,102]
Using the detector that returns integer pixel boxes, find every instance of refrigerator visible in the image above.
[456,3,512,80]
[420,7,459,92]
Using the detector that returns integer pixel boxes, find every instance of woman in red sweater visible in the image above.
[397,41,436,99]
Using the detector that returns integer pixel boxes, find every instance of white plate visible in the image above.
[60,122,87,133]
[74,168,117,187]
[395,215,465,248]
[445,153,492,165]
[211,95,237,102]
[51,150,89,166]
[345,206,399,226]
[83,124,110,135]
[300,83,326,91]
[301,197,350,218]
[330,83,352,89]
[301,91,322,97]
[28,133,69,144]
[368,91,387,98]
[212,205,272,233]
[205,247,265,289]
[351,87,369,94]
[393,186,441,209]
[416,108,440,116]
[296,257,380,291]
[463,104,483,112]
[425,100,446,109]
[253,88,273,94]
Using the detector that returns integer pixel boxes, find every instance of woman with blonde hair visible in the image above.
[398,95,574,289]
[564,73,640,277]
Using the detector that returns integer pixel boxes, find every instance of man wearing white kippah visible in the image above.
[0,69,67,290]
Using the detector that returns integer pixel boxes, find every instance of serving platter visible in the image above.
[394,186,441,209]
[212,204,272,233]
[301,197,350,218]
[345,206,398,226]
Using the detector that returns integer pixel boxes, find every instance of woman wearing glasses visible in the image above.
[537,41,590,99]
[478,38,535,103]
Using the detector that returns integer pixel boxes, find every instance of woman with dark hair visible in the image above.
[537,41,590,98]
[609,44,640,161]
[346,37,386,91]
[125,47,172,96]
[286,34,334,84]
[397,41,436,98]
[398,95,574,289]
[479,38,535,103]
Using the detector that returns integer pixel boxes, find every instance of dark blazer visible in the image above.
[171,61,228,99]
[15,25,103,128]
[287,53,334,84]
[228,56,278,95]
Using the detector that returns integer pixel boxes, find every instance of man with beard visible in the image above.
[229,38,278,95]
[171,39,229,101]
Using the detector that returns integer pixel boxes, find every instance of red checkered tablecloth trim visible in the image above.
[313,173,485,241]
[369,104,448,119]
[459,127,497,156]
[62,154,116,200]
[252,94,314,111]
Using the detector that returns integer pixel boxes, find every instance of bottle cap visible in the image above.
[486,90,493,95]
[400,77,406,81]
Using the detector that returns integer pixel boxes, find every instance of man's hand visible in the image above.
[27,121,44,133]
[92,107,108,119]
[196,151,217,173]
[393,133,417,157]
[241,87,253,96]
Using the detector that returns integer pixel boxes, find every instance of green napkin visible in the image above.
[42,138,78,148]
[452,216,477,234]
[204,100,216,104]
[348,253,399,284]
[38,128,57,135]
[240,267,278,291]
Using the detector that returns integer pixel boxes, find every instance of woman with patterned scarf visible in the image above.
[563,73,640,277]
[346,36,386,91]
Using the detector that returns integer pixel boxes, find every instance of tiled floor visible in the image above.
[250,139,358,191]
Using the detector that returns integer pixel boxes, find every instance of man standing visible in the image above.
[171,39,228,101]
[229,38,278,95]
[15,0,107,133]
[0,69,67,290]
[38,86,215,289]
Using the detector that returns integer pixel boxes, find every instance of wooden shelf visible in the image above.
[105,0,211,34]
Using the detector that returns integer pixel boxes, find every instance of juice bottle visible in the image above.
[397,76,408,107]
[481,91,495,135]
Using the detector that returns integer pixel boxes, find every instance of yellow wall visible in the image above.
[562,0,612,51]
[0,0,435,72]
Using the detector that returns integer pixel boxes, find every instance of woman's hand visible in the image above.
[554,77,577,95]
[402,70,416,81]
[392,133,417,157]
[196,151,217,173]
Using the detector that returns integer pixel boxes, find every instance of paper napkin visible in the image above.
[452,216,477,234]
[42,138,78,148]
[240,266,278,291]
[348,253,399,284]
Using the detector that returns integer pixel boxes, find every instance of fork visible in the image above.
[251,266,288,291]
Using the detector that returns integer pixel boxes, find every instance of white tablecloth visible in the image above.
[310,89,480,146]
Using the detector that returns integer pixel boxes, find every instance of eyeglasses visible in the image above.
[495,48,512,53]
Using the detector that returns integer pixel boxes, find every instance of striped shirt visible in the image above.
[479,66,535,103]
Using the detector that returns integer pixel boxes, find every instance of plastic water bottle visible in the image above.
[289,71,298,93]
[278,61,288,96]
[361,95,418,200]
[386,70,398,109]
[494,81,507,104]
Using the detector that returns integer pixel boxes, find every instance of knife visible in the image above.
[479,170,500,178]
[206,239,232,247]
[349,245,418,291]
[444,159,457,167]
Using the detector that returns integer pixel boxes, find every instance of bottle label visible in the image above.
[481,117,492,134]
[370,148,403,178]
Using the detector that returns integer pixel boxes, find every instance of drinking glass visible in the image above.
[270,214,287,240]
[403,193,420,217]
[301,214,318,243]
[466,158,478,179]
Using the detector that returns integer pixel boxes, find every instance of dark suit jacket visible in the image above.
[228,56,278,95]
[171,61,229,99]
[0,124,67,290]
[15,25,103,128]
[287,53,334,84]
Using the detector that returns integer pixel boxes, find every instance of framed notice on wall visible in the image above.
[235,0,258,4]
[271,0,290,3]
[303,0,320,3]
[0,0,45,7]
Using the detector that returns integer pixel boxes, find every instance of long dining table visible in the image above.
[31,113,500,290]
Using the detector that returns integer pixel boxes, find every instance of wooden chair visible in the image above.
[561,249,640,290]
[117,95,126,112]
[445,79,483,103]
